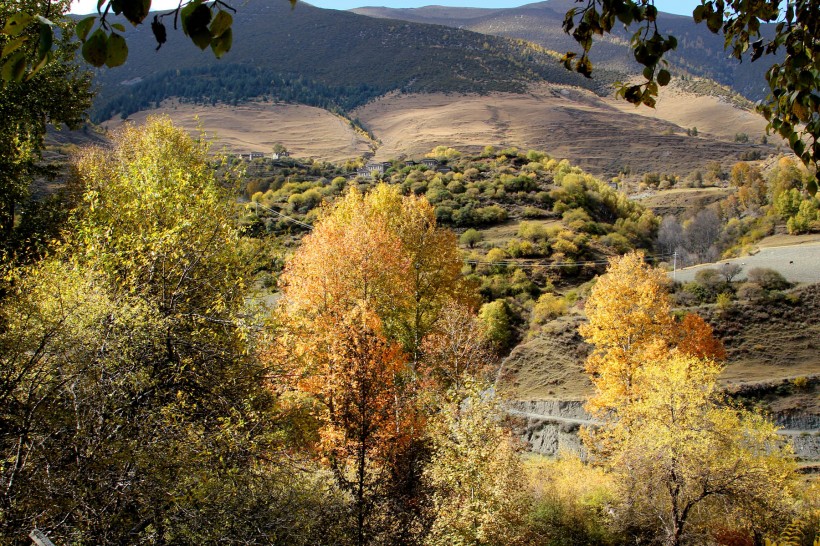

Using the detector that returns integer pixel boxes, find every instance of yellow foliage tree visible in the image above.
[609,354,795,546]
[580,252,796,545]
[579,251,674,413]
[424,381,528,546]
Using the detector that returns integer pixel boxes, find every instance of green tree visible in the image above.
[0,117,309,543]
[0,0,92,242]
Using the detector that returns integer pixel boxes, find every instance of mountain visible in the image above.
[89,0,617,122]
[351,0,777,102]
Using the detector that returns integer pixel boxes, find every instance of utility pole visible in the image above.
[673,250,677,282]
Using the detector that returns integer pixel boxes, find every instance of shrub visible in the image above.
[746,268,790,291]
[736,282,766,301]
[459,228,483,248]
[531,293,568,324]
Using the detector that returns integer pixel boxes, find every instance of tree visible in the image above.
[0,117,301,543]
[424,381,528,546]
[579,251,673,413]
[606,353,795,545]
[277,184,473,544]
[579,252,795,545]
[292,305,411,546]
[0,0,92,242]
[460,228,483,249]
[561,0,820,187]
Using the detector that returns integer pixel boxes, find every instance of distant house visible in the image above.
[270,151,290,160]
[354,168,372,179]
[245,152,265,160]
[421,158,439,168]
[366,161,389,175]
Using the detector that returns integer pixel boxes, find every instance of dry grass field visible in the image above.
[106,83,773,179]
[103,100,374,164]
[637,187,735,218]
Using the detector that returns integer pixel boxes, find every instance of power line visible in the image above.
[251,201,314,230]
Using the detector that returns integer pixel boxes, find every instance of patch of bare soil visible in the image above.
[637,187,734,219]
[497,315,593,400]
[103,100,374,164]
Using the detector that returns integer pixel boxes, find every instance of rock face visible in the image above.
[507,399,820,461]
[505,400,591,457]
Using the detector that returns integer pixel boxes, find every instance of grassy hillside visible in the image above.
[89,0,614,122]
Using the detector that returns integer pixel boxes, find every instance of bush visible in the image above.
[736,282,766,301]
[531,293,568,325]
[460,228,483,248]
[746,268,790,291]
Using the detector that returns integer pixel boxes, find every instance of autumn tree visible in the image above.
[607,354,795,545]
[580,252,795,545]
[419,302,495,395]
[579,251,674,413]
[278,183,474,544]
[0,117,329,544]
[424,381,528,546]
[290,305,411,546]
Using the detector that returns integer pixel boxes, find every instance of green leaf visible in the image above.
[112,23,126,32]
[210,27,232,58]
[1,51,27,81]
[122,0,151,26]
[643,66,654,80]
[209,10,232,38]
[1,37,27,58]
[105,33,128,67]
[37,23,53,60]
[26,49,53,80]
[657,69,671,86]
[180,0,203,35]
[693,5,705,23]
[76,16,96,42]
[3,13,34,37]
[82,28,108,67]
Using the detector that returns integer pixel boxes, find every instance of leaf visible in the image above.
[122,0,151,26]
[657,69,671,86]
[1,37,27,58]
[210,27,232,58]
[111,23,126,32]
[3,13,34,37]
[37,23,53,61]
[75,16,96,42]
[209,10,232,38]
[151,16,167,50]
[693,5,705,23]
[105,33,128,67]
[82,28,108,67]
[706,12,723,33]
[1,51,27,82]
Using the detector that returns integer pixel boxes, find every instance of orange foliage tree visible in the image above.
[276,184,483,544]
[296,306,411,546]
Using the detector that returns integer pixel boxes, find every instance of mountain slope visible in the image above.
[352,0,778,101]
[89,0,614,122]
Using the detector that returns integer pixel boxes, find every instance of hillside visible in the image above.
[352,0,778,102]
[117,80,774,180]
[89,0,612,122]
